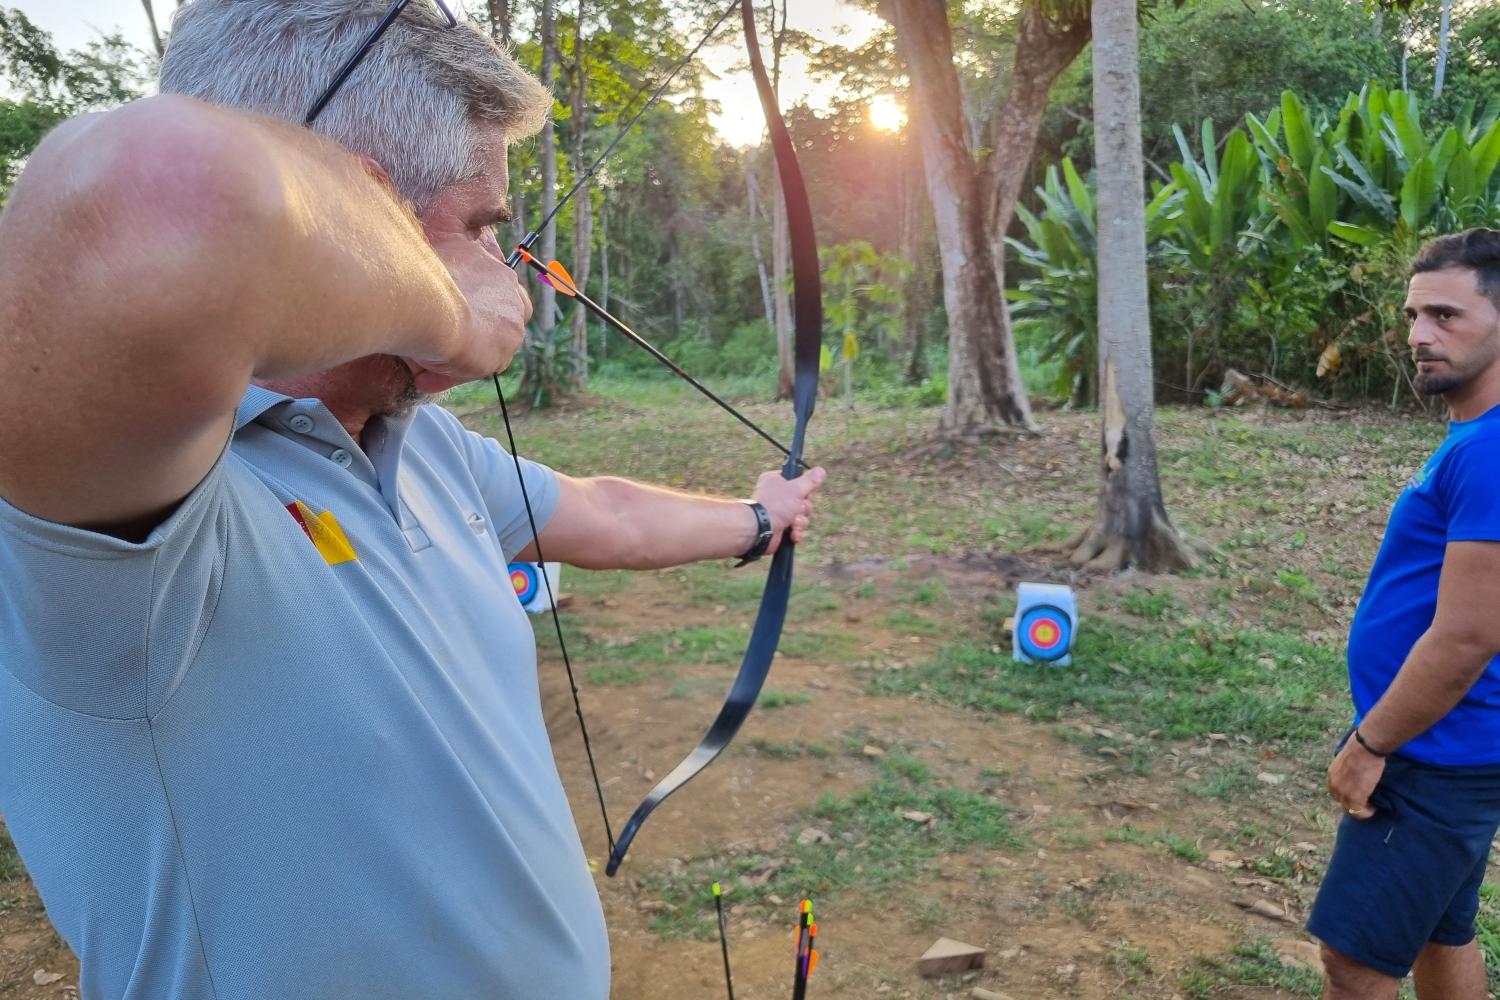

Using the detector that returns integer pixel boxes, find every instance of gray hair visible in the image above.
[159,0,551,208]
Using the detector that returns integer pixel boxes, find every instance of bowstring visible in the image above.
[492,375,616,856]
[509,0,744,262]
[493,0,747,858]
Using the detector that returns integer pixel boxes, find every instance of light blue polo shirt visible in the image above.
[0,386,609,1000]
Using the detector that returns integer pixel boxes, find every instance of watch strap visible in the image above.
[735,501,774,567]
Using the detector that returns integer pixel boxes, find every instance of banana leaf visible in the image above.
[1281,91,1315,177]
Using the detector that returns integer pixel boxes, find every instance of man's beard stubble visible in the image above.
[1412,359,1462,396]
[374,354,435,417]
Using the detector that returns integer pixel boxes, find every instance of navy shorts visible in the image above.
[1308,748,1500,978]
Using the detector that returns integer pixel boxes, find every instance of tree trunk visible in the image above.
[485,0,511,43]
[569,1,592,388]
[981,4,1091,266]
[900,136,931,384]
[485,1,527,248]
[771,173,794,399]
[767,0,794,401]
[510,189,528,251]
[537,0,559,335]
[1070,0,1193,573]
[598,202,610,358]
[486,0,527,250]
[141,0,164,57]
[1401,15,1411,92]
[747,157,776,330]
[671,263,685,337]
[1434,0,1452,99]
[888,0,1089,436]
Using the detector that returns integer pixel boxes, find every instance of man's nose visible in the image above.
[1409,317,1437,350]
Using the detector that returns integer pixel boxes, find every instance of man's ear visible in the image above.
[356,154,396,192]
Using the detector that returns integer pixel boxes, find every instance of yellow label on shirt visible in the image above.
[287,501,358,565]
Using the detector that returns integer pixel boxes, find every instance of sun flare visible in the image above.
[869,94,908,134]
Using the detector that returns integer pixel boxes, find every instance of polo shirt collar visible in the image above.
[236,384,291,431]
[233,385,420,520]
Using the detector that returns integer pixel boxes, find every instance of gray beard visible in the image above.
[374,356,435,418]
[390,377,432,416]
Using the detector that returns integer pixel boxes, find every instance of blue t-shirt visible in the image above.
[0,387,609,1000]
[1347,403,1500,765]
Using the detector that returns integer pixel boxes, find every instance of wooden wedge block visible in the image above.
[919,937,986,977]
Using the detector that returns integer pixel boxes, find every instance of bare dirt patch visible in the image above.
[546,569,1332,998]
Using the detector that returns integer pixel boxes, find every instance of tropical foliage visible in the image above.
[0,9,145,194]
[1010,84,1500,406]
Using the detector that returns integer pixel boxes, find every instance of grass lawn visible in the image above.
[0,374,1474,999]
[441,373,1479,997]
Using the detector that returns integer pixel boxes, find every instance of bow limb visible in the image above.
[602,0,822,877]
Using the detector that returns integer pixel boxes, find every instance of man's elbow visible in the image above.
[15,96,282,278]
[1431,628,1500,686]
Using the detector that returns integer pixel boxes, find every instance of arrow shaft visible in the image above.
[516,255,811,471]
[714,888,735,1000]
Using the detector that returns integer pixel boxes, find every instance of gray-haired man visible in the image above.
[0,2,824,997]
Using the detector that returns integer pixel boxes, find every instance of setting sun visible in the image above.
[869,94,908,133]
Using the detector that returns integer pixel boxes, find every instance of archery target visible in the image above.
[507,562,561,613]
[1018,604,1072,662]
[509,562,540,605]
[1012,581,1078,666]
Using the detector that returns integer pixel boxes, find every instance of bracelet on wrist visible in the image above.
[1353,727,1389,758]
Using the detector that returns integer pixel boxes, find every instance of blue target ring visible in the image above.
[1018,604,1072,662]
[508,562,540,606]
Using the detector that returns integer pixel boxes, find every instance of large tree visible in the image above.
[885,0,1090,436]
[536,0,560,335]
[762,0,796,401]
[1069,0,1192,572]
[564,2,593,387]
[140,0,164,57]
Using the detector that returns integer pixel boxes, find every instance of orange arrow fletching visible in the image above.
[546,259,578,296]
[808,950,818,976]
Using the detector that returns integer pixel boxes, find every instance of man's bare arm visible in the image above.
[0,96,478,535]
[515,467,826,569]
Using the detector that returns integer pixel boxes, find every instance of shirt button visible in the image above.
[287,414,315,434]
[329,449,353,468]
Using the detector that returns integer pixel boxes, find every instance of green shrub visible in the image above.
[1010,84,1500,405]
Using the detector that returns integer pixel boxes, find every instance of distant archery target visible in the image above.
[1017,604,1072,663]
[508,561,561,614]
[509,562,541,606]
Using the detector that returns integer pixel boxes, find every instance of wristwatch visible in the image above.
[735,501,774,567]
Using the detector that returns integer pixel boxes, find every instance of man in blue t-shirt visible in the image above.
[1310,228,1500,999]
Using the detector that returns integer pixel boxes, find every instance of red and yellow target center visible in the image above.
[510,569,530,595]
[1029,619,1061,648]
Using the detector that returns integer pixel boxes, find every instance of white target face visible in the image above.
[1018,605,1072,662]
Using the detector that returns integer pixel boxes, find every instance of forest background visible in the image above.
[7,0,1499,430]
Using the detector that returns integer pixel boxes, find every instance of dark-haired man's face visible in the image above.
[1405,267,1500,398]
